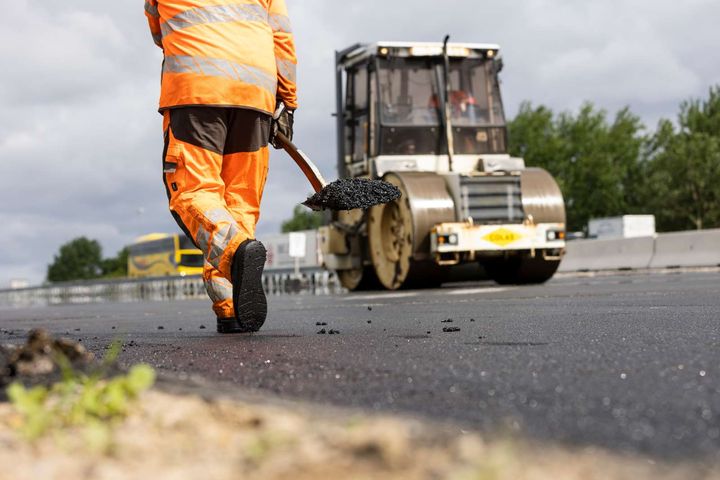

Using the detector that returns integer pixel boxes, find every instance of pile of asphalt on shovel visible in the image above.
[303,178,401,211]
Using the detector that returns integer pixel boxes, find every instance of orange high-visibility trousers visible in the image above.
[162,107,270,319]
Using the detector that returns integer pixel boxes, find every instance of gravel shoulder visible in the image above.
[1,374,719,480]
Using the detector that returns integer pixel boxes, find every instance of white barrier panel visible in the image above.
[261,230,321,273]
[649,229,720,269]
[559,236,655,272]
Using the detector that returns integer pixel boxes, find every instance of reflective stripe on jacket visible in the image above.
[144,0,298,113]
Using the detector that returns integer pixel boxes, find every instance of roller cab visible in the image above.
[323,42,566,290]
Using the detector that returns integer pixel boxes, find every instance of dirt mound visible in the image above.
[0,329,94,398]
[1,331,717,479]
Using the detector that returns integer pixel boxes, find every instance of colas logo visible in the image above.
[483,228,523,247]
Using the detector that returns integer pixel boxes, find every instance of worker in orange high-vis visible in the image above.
[144,0,298,333]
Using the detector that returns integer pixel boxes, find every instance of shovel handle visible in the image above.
[275,132,327,193]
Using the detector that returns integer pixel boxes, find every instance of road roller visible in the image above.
[320,41,567,290]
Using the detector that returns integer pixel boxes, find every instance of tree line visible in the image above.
[47,87,719,282]
[508,86,720,232]
[47,237,128,283]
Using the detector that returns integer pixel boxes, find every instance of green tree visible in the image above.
[101,247,129,278]
[281,205,324,233]
[509,102,646,231]
[643,87,720,231]
[47,239,130,282]
[47,237,104,283]
[508,103,564,175]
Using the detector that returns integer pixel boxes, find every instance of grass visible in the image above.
[6,340,155,452]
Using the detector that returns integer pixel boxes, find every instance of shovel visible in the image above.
[274,132,401,211]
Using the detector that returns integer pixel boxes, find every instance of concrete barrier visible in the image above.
[649,229,720,269]
[559,236,655,272]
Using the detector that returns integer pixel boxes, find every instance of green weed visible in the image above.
[6,340,155,451]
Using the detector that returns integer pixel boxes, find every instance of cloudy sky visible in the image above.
[1,0,718,287]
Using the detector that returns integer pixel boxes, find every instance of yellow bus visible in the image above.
[128,233,204,278]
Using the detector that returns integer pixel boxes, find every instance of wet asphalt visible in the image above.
[2,270,720,460]
[303,177,402,210]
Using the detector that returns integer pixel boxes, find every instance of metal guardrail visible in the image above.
[3,229,718,308]
[0,276,206,308]
[0,269,342,308]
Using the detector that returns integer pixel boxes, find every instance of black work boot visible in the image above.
[230,239,267,333]
[217,317,241,334]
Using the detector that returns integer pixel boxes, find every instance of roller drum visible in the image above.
[368,172,455,290]
[482,167,565,285]
[520,168,566,225]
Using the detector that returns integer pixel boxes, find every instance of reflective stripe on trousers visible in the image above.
[203,265,234,319]
[195,209,241,270]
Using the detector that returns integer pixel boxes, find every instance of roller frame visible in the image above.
[431,167,566,263]
[327,168,566,289]
[431,222,566,256]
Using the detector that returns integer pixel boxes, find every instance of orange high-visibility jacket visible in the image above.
[145,0,298,114]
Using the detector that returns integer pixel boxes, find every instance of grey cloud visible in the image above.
[0,3,137,107]
[1,0,718,286]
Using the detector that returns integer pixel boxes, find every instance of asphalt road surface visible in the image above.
[2,271,720,460]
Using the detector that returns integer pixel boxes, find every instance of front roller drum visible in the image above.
[330,208,383,291]
[520,168,566,225]
[483,252,561,285]
[367,172,455,290]
[337,267,381,291]
[484,168,566,285]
